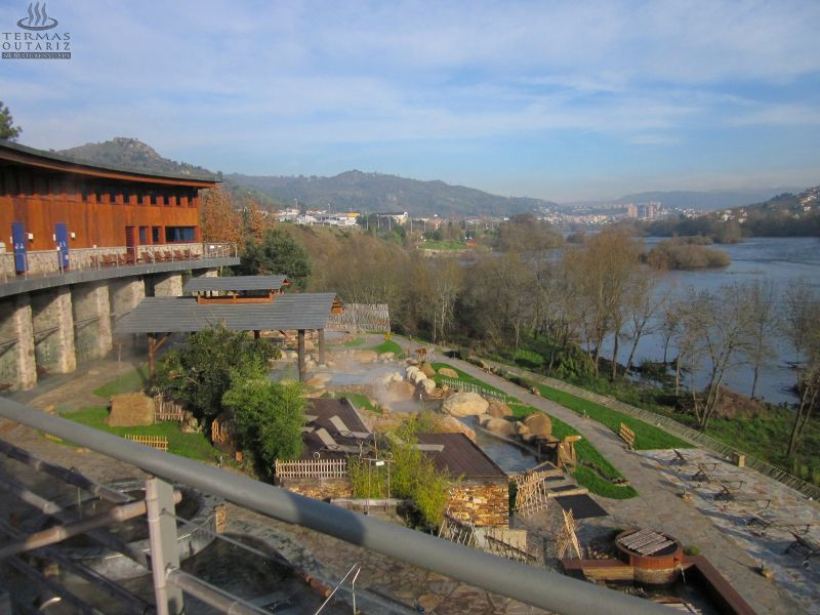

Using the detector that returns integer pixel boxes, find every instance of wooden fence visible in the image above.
[492,361,820,501]
[327,303,390,333]
[124,434,168,451]
[275,458,348,479]
[437,377,509,401]
[153,394,185,423]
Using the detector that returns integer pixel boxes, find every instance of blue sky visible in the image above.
[1,0,819,201]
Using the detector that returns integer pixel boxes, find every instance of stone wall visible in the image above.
[152,272,184,297]
[447,480,509,528]
[31,287,76,374]
[280,478,354,501]
[72,282,113,361]
[0,295,35,390]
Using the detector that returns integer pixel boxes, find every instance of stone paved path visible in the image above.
[415,344,807,614]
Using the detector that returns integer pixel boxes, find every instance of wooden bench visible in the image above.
[618,423,636,450]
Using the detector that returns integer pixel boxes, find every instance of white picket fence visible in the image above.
[275,458,348,479]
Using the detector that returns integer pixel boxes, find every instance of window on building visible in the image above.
[152,227,161,243]
[165,226,196,243]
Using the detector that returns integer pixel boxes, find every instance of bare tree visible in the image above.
[676,285,752,430]
[429,257,463,343]
[623,269,667,374]
[740,280,779,399]
[782,281,820,457]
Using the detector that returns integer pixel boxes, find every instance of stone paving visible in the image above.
[642,448,820,614]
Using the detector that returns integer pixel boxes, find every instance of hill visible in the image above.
[57,138,557,217]
[645,185,820,238]
[612,188,801,211]
[59,138,215,180]
[225,170,557,217]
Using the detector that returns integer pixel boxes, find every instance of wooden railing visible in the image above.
[153,394,185,423]
[125,434,169,451]
[437,377,509,401]
[275,458,348,479]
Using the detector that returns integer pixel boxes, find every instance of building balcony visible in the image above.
[0,242,239,298]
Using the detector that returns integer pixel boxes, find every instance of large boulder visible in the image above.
[387,380,415,401]
[442,392,489,417]
[523,413,552,438]
[516,421,532,441]
[108,393,154,427]
[438,367,459,379]
[487,400,513,418]
[484,417,517,437]
[379,352,395,362]
[437,415,476,442]
[420,362,437,378]
[420,378,437,396]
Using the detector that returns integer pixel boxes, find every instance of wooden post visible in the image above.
[297,329,306,382]
[318,328,326,365]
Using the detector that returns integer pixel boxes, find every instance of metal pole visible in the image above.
[146,478,184,615]
[0,492,180,559]
[0,440,130,503]
[0,400,670,615]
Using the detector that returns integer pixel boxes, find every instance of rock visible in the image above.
[438,367,459,379]
[420,363,436,378]
[437,415,476,442]
[523,413,552,438]
[442,392,489,417]
[353,350,378,363]
[420,378,437,395]
[305,375,330,388]
[516,421,532,440]
[379,352,395,362]
[381,371,404,386]
[387,380,416,401]
[487,400,513,418]
[108,393,154,427]
[484,417,517,437]
[406,366,420,380]
[478,413,492,427]
[181,411,199,434]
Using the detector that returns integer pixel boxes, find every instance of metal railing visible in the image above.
[0,242,238,282]
[0,397,668,615]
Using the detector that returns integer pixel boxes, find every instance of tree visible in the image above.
[200,188,241,243]
[222,377,305,476]
[428,257,462,343]
[740,280,778,398]
[152,325,277,421]
[782,281,820,457]
[623,270,667,374]
[676,285,752,430]
[241,227,312,290]
[0,101,22,141]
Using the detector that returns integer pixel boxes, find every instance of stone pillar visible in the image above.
[153,273,183,297]
[318,328,326,366]
[110,278,145,352]
[297,329,306,382]
[32,287,76,374]
[72,282,113,361]
[0,294,37,390]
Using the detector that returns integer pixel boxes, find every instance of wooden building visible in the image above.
[0,140,216,274]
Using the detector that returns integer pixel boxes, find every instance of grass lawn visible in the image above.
[509,403,637,499]
[343,337,366,348]
[431,362,513,400]
[60,406,220,462]
[533,383,691,451]
[344,392,382,415]
[371,339,404,358]
[93,366,150,399]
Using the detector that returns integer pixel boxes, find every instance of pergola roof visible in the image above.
[183,275,288,294]
[115,293,336,334]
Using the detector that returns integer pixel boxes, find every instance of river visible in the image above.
[601,237,820,405]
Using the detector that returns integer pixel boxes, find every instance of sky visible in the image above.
[1,0,819,201]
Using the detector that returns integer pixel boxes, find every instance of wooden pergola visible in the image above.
[115,292,339,381]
